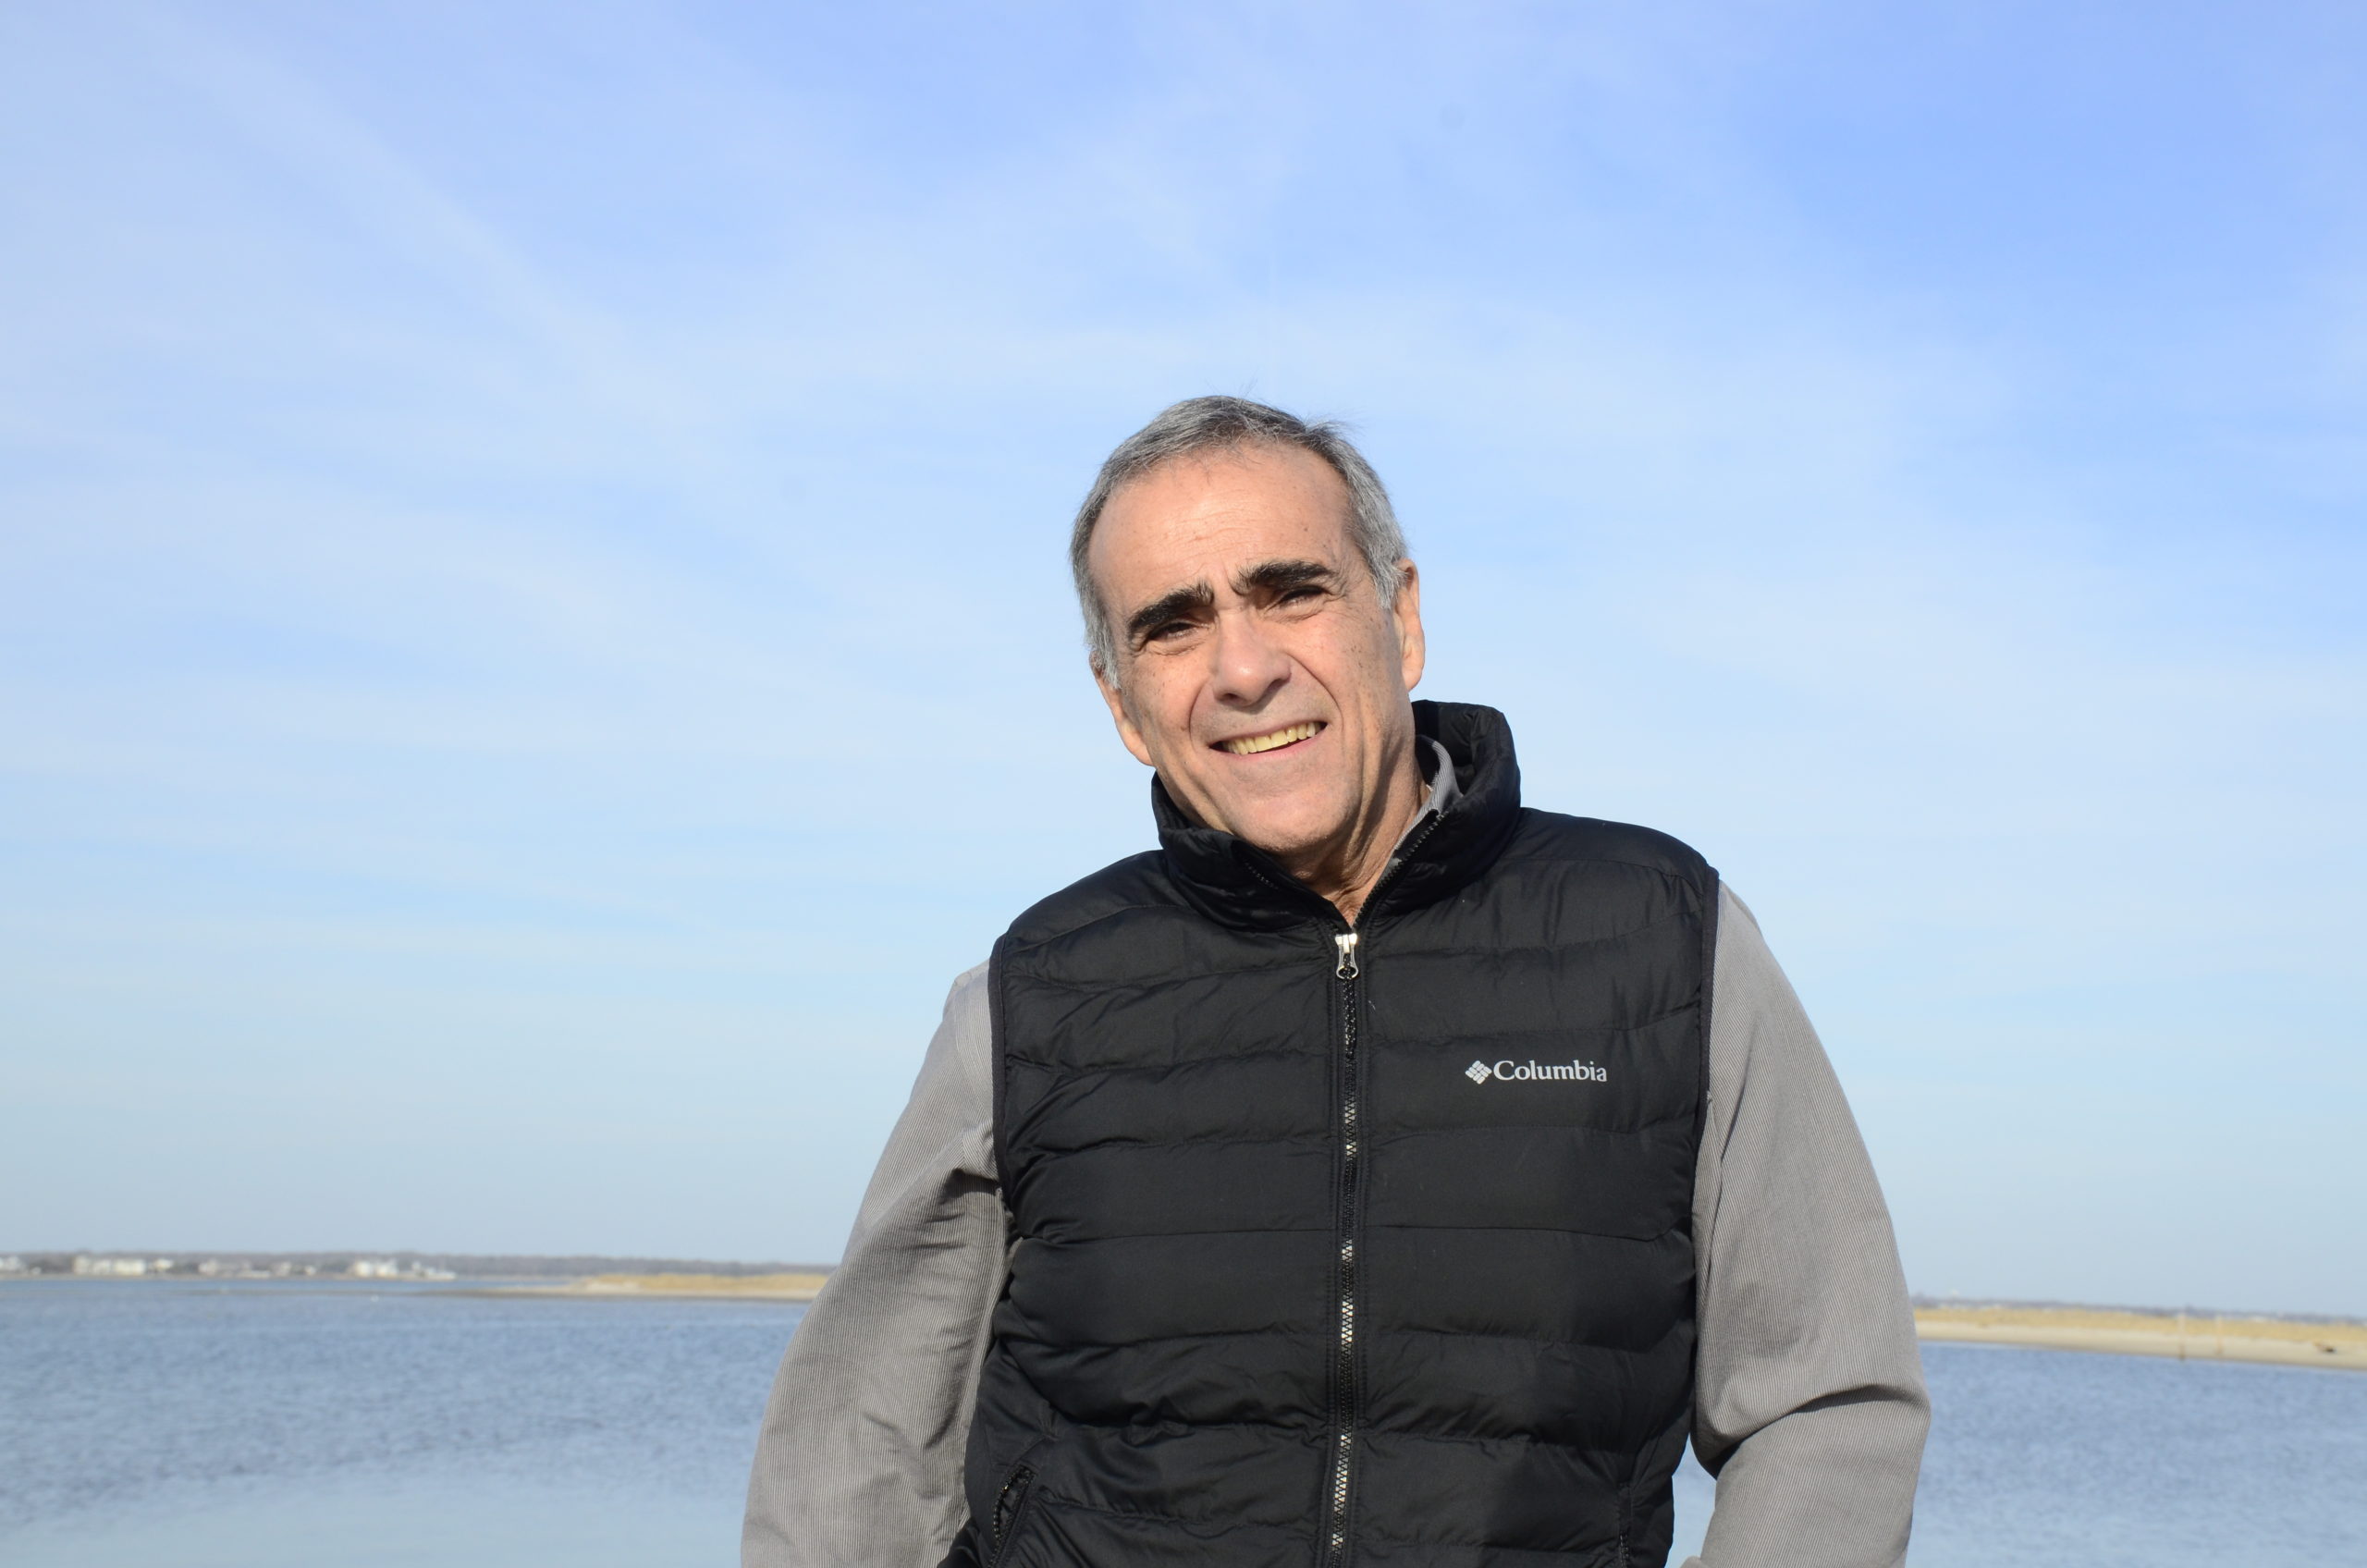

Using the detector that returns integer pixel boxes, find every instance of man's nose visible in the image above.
[1208,607,1291,707]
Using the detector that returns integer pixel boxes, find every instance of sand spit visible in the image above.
[489,1271,828,1303]
[1917,1305,2367,1372]
[468,1279,2362,1367]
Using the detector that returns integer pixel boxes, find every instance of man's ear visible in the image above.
[1094,660,1158,768]
[1391,560,1426,693]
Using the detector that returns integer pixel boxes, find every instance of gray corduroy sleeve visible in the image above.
[743,888,1928,1568]
[742,962,1005,1568]
[1683,885,1930,1568]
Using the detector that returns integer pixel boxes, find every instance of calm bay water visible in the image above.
[3,1280,2362,1565]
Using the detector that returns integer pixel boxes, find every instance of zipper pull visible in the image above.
[1333,932,1361,979]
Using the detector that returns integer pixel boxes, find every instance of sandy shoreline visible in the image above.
[454,1277,2367,1372]
[1917,1306,2367,1372]
[475,1272,827,1303]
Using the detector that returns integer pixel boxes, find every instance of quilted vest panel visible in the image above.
[943,703,1715,1568]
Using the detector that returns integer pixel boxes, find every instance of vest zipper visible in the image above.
[1322,928,1363,1567]
[1317,808,1443,1568]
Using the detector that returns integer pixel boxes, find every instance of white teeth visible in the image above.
[1219,721,1320,755]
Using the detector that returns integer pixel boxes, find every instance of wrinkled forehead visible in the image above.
[1089,444,1356,603]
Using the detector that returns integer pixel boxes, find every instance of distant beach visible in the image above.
[472,1273,2367,1376]
[482,1271,827,1303]
[1917,1305,2367,1371]
[494,1280,2367,1369]
[19,1257,2365,1376]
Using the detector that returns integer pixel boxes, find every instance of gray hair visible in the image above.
[1069,395,1409,678]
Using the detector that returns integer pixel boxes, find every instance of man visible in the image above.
[744,397,1928,1568]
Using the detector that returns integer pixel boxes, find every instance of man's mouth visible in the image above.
[1215,720,1324,756]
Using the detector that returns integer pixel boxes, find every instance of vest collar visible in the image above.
[1150,700,1525,932]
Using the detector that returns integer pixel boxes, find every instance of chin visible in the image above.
[1217,798,1352,862]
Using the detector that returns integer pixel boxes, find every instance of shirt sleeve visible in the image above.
[742,962,1005,1568]
[1684,886,1931,1568]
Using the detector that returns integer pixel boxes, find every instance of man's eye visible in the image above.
[1145,621,1192,643]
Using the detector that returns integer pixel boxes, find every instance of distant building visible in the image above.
[31,1252,459,1281]
[71,1256,150,1276]
[346,1257,456,1280]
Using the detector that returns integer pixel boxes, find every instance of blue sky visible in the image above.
[3,2,2361,1313]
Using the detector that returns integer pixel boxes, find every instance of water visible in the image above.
[5,1280,2363,1565]
[0,1280,795,1565]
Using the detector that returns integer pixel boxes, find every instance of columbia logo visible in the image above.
[1466,1059,1610,1084]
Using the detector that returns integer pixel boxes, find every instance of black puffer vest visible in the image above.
[945,702,1717,1568]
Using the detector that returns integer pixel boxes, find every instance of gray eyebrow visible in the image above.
[1233,558,1335,596]
[1122,559,1341,650]
[1124,581,1215,647]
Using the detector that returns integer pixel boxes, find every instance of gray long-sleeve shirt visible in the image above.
[743,885,1929,1568]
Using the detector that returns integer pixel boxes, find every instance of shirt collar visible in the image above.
[1416,735,1462,822]
[1378,736,1462,879]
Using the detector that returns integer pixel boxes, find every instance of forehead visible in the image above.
[1089,444,1355,601]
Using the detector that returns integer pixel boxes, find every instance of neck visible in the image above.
[1284,741,1429,925]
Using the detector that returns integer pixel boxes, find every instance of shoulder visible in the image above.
[1503,808,1718,892]
[935,960,997,1109]
[942,958,992,1028]
[997,851,1179,955]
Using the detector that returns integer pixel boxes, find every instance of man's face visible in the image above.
[1088,444,1425,871]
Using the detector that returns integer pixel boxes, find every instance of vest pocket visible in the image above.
[987,1462,1037,1568]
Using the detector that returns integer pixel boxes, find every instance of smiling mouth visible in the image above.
[1215,720,1324,756]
